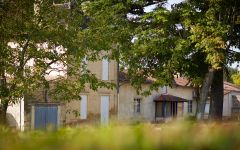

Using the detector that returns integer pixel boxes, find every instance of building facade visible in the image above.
[118,75,196,122]
[7,58,240,129]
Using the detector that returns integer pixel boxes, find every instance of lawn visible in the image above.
[1,121,240,150]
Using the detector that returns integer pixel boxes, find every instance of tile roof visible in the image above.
[224,81,240,93]
[154,94,189,102]
[173,77,192,87]
[119,71,240,94]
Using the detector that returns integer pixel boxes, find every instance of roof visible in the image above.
[119,71,189,85]
[119,71,240,94]
[224,81,240,92]
[154,94,189,102]
[173,77,191,87]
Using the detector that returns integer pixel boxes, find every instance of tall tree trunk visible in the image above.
[194,87,200,118]
[0,70,9,125]
[197,68,215,120]
[210,69,223,121]
[0,100,8,125]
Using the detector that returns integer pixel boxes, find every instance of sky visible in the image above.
[144,0,183,12]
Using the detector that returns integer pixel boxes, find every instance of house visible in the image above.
[63,58,118,125]
[204,82,240,119]
[22,57,118,129]
[118,74,240,122]
[8,54,240,129]
[118,73,196,122]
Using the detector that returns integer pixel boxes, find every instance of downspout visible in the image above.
[20,98,22,130]
[117,55,120,119]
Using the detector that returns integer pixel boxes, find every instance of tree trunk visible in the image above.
[0,100,8,125]
[0,71,9,125]
[194,87,200,118]
[197,68,215,120]
[210,69,223,121]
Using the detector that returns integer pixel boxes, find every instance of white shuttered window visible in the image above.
[102,58,109,80]
[80,95,87,119]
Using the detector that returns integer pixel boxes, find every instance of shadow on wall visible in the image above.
[6,113,17,128]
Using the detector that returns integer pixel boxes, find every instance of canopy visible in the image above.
[154,94,188,102]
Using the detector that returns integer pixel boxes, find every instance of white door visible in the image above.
[205,103,210,114]
[80,95,87,119]
[101,96,109,124]
[183,102,188,115]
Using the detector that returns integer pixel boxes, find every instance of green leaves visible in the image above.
[0,0,116,105]
[231,72,240,86]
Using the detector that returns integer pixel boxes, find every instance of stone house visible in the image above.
[25,58,118,129]
[118,73,196,122]
[7,57,240,129]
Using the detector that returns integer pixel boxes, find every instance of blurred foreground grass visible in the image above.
[1,121,240,150]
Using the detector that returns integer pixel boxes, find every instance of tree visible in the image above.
[28,0,239,121]
[0,0,112,125]
[119,0,240,120]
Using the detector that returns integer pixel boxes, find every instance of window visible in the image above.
[102,58,109,80]
[80,95,87,119]
[101,96,109,124]
[133,98,141,114]
[188,101,192,113]
[205,102,210,114]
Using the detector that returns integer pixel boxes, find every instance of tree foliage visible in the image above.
[231,72,240,86]
[82,0,240,120]
[0,0,113,124]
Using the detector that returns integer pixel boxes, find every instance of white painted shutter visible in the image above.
[80,95,87,119]
[205,103,210,114]
[101,96,109,124]
[183,102,188,115]
[102,58,109,80]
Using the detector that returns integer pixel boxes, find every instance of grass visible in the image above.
[1,121,240,150]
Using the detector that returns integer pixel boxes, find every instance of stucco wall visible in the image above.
[118,84,157,121]
[223,92,240,117]
[119,84,194,121]
[22,58,118,127]
[167,86,193,100]
[167,86,196,116]
[64,91,117,123]
[6,98,24,130]
[63,59,118,124]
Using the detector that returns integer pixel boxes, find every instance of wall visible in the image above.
[166,86,195,116]
[223,93,231,117]
[223,92,240,117]
[6,98,24,130]
[63,59,118,124]
[119,84,194,121]
[167,86,193,100]
[22,58,118,127]
[64,91,117,124]
[118,83,157,121]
